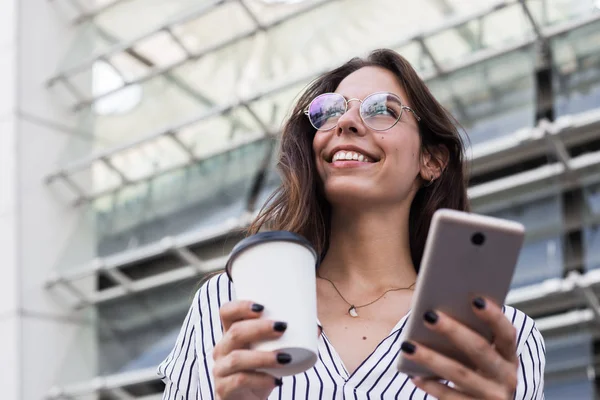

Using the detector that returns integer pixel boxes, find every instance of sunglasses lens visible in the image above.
[308,93,346,130]
[361,93,403,130]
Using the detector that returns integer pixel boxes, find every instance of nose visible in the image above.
[336,103,365,137]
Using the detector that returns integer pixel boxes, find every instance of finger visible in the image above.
[411,377,477,400]
[214,319,287,359]
[400,341,503,399]
[472,297,518,364]
[422,309,515,381]
[219,300,264,332]
[215,371,281,398]
[213,349,293,377]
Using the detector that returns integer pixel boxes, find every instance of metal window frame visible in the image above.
[47,132,268,206]
[47,0,341,108]
[45,10,600,206]
[46,213,253,308]
[53,0,518,112]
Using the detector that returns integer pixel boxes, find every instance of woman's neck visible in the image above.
[318,206,417,292]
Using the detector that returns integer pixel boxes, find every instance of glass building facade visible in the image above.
[3,0,600,398]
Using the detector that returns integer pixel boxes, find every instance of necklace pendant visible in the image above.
[348,306,359,317]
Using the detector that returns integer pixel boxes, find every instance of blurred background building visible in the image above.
[1,0,600,398]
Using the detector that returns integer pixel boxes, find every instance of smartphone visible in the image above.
[396,208,525,377]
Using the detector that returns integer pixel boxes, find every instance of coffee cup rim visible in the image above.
[225,231,318,281]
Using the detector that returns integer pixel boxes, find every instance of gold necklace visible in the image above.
[317,272,416,317]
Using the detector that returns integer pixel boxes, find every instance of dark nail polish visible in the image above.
[251,303,264,312]
[277,352,292,364]
[473,297,486,310]
[401,341,416,354]
[274,321,288,332]
[407,375,414,379]
[274,378,283,387]
[423,310,438,324]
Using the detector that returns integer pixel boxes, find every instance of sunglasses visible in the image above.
[304,91,421,132]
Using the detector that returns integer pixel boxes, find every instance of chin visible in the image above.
[323,182,377,206]
[324,180,416,209]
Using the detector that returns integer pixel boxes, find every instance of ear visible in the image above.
[419,145,449,184]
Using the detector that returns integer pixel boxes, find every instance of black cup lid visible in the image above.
[225,231,318,281]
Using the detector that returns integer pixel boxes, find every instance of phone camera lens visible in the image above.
[471,232,485,246]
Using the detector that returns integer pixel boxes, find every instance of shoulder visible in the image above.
[193,272,235,315]
[502,305,545,357]
[505,306,546,399]
[192,272,235,314]
[187,272,233,354]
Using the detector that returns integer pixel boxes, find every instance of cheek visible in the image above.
[312,132,326,154]
[312,134,326,173]
[386,137,420,169]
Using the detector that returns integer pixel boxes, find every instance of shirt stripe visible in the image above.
[158,273,546,400]
[197,284,214,400]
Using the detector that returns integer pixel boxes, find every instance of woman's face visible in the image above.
[312,66,424,208]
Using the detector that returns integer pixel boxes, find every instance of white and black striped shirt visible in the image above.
[158,273,546,399]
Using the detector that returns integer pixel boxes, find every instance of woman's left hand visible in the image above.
[400,297,518,400]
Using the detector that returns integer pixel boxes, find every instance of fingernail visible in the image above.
[274,321,288,332]
[401,341,416,354]
[251,303,264,312]
[423,310,438,324]
[277,352,292,364]
[473,297,486,310]
[274,378,283,387]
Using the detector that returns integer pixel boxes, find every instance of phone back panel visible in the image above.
[396,209,525,377]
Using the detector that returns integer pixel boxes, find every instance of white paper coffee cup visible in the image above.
[225,231,319,377]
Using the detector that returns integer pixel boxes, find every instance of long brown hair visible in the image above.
[249,49,470,271]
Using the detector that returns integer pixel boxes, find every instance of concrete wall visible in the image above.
[0,1,97,399]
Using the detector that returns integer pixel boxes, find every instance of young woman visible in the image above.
[158,49,545,399]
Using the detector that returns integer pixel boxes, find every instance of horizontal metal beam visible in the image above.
[507,269,600,318]
[47,214,248,284]
[89,255,227,306]
[47,367,159,399]
[46,214,251,307]
[470,108,600,178]
[469,147,600,211]
[49,133,267,205]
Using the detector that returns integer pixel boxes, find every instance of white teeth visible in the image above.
[332,150,372,163]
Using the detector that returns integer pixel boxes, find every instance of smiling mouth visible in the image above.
[328,150,378,163]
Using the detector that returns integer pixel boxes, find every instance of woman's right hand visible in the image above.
[213,300,291,400]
